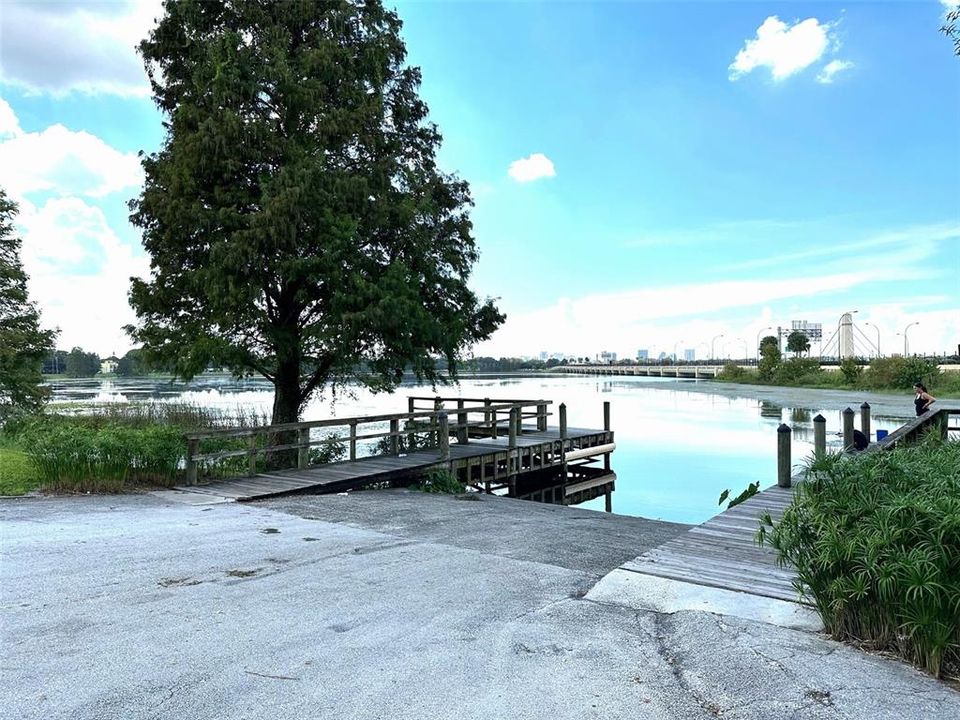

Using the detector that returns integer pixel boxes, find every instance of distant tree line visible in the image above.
[41,347,169,377]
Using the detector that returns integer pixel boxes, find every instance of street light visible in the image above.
[735,337,748,363]
[864,322,881,359]
[903,321,919,356]
[755,326,773,362]
[711,334,724,362]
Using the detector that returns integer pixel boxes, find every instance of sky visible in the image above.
[0,0,958,361]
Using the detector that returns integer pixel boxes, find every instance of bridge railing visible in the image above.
[182,398,553,485]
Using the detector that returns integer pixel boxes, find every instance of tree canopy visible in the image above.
[786,331,811,356]
[129,0,503,424]
[0,188,56,420]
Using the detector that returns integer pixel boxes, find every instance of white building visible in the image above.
[599,351,617,364]
[684,348,696,361]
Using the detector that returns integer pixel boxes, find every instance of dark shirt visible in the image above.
[915,394,928,416]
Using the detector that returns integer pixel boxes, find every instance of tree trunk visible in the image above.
[269,358,302,469]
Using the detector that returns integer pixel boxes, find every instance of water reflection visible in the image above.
[44,375,913,525]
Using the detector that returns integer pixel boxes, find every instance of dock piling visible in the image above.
[842,407,855,451]
[813,414,826,458]
[777,423,792,488]
[860,402,871,441]
[438,412,450,461]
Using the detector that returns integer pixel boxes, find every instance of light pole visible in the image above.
[864,322,881,358]
[736,337,748,363]
[903,321,919,356]
[711,334,724,362]
[755,326,773,363]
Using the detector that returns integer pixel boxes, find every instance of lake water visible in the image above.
[45,374,915,524]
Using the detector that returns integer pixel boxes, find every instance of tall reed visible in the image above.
[759,434,960,678]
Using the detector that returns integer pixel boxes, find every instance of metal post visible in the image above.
[777,423,792,488]
[185,437,199,486]
[457,399,468,444]
[842,407,855,451]
[437,412,450,461]
[349,421,358,461]
[389,419,399,455]
[298,427,309,468]
[813,414,826,458]
[860,402,871,442]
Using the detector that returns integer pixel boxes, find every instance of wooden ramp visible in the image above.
[621,485,802,603]
[176,426,607,501]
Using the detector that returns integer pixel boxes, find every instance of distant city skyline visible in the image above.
[1,1,957,358]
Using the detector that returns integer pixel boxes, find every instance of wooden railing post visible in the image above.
[860,402,871,441]
[603,401,611,471]
[390,418,399,455]
[349,421,358,461]
[408,397,416,414]
[297,427,310,469]
[247,434,257,477]
[433,396,442,445]
[813,414,826,458]
[777,423,792,488]
[559,403,568,441]
[457,399,468,444]
[484,398,492,435]
[537,402,547,432]
[491,408,498,439]
[437,412,450,461]
[842,407,855,451]
[185,437,199,485]
[508,408,519,474]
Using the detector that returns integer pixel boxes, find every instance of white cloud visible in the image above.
[508,153,556,183]
[0,106,143,199]
[18,197,150,355]
[816,59,854,84]
[729,16,835,81]
[0,96,21,138]
[0,0,163,97]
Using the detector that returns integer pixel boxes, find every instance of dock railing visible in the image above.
[182,398,552,485]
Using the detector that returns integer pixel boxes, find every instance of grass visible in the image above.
[759,435,960,679]
[0,439,41,495]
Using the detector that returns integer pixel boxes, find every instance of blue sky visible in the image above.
[0,1,957,359]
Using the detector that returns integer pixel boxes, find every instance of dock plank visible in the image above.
[622,484,806,604]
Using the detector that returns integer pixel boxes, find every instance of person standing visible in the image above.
[914,383,936,416]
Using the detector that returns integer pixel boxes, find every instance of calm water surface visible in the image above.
[46,375,913,524]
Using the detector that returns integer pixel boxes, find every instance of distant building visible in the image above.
[636,349,649,361]
[599,351,617,364]
[100,356,120,374]
[684,348,695,361]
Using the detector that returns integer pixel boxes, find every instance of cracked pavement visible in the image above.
[2,490,957,719]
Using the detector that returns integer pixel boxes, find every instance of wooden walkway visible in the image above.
[621,484,802,603]
[177,427,607,501]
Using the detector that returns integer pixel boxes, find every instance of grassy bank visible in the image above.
[1,402,271,495]
[760,436,960,679]
[715,356,960,398]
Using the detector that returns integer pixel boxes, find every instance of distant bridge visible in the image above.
[556,364,739,379]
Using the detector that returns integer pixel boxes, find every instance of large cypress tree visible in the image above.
[0,188,56,420]
[129,0,503,424]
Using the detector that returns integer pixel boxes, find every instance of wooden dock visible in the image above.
[621,484,801,603]
[176,397,616,505]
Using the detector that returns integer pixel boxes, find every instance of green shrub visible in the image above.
[718,362,747,381]
[416,468,465,494]
[863,356,940,391]
[839,357,863,384]
[759,438,960,678]
[773,357,823,385]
